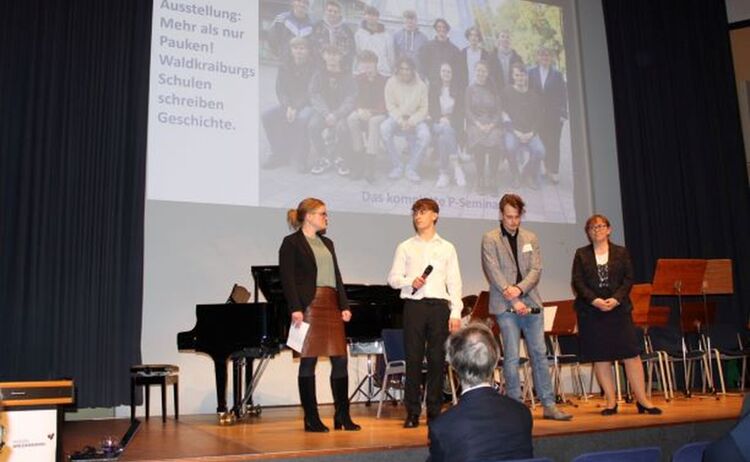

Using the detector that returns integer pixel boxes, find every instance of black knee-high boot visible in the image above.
[330,377,361,431]
[298,376,329,432]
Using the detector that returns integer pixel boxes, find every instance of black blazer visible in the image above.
[278,229,349,313]
[488,48,524,93]
[571,243,634,314]
[527,65,568,121]
[427,387,533,462]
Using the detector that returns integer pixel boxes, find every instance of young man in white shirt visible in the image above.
[387,198,462,428]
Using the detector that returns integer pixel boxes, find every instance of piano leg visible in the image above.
[232,358,242,416]
[213,358,228,413]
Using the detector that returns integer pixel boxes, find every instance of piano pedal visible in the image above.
[246,404,262,417]
[217,411,237,426]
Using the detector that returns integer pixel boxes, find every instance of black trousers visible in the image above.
[540,118,563,175]
[403,298,450,418]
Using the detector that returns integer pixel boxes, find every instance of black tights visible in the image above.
[298,356,348,379]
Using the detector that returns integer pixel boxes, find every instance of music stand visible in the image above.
[701,259,733,395]
[652,259,708,397]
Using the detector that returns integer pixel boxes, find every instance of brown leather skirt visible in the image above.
[300,287,347,358]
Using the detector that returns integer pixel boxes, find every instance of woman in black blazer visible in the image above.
[572,214,662,416]
[279,198,360,432]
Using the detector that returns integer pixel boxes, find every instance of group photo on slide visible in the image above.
[5,0,750,461]
[257,0,577,222]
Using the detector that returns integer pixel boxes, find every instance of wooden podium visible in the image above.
[0,380,75,462]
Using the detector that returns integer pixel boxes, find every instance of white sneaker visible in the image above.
[435,173,450,188]
[405,169,421,182]
[454,164,466,187]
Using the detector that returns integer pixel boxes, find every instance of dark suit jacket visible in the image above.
[571,243,633,315]
[278,229,348,313]
[427,387,533,462]
[488,48,523,93]
[527,66,568,122]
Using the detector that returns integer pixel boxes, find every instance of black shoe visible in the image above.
[636,401,662,415]
[298,377,329,432]
[330,377,361,431]
[363,156,376,184]
[403,414,420,428]
[600,404,618,416]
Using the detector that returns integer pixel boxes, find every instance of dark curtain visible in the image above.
[602,0,750,325]
[0,0,151,407]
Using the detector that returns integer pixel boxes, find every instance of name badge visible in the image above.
[522,243,533,253]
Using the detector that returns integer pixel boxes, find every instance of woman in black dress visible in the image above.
[279,197,360,432]
[572,214,662,415]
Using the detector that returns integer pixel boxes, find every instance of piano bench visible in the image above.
[130,364,179,423]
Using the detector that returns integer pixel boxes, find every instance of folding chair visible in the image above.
[543,299,588,402]
[377,328,407,418]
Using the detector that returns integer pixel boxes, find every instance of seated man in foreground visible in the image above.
[428,323,533,462]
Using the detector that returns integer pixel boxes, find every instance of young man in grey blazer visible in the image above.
[480,193,572,421]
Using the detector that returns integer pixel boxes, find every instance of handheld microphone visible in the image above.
[508,306,542,314]
[412,265,433,295]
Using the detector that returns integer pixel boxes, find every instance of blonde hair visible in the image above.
[287,197,325,230]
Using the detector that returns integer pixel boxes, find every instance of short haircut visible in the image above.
[465,25,483,42]
[585,214,611,231]
[447,323,500,388]
[499,193,525,215]
[511,61,526,74]
[412,197,439,215]
[396,56,416,71]
[433,18,450,32]
[584,214,611,243]
[326,0,342,9]
[288,36,309,49]
[321,44,343,56]
[364,5,379,17]
[403,9,417,20]
[358,49,378,64]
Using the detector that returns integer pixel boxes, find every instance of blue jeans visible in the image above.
[432,121,457,174]
[496,310,555,407]
[380,117,431,173]
[504,131,545,178]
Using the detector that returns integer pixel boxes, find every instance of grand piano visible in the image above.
[177,265,403,423]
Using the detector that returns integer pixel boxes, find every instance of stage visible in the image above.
[62,395,744,461]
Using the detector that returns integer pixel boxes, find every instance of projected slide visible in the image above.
[147,0,579,223]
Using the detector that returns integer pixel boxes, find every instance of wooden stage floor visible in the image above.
[62,395,745,461]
